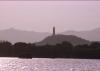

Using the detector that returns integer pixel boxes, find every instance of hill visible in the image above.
[62,28,100,42]
[0,28,50,43]
[37,34,90,46]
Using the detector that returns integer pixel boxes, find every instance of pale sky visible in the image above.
[0,1,100,33]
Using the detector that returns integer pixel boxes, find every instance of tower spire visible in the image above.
[53,26,55,36]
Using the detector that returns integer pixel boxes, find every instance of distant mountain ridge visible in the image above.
[62,28,100,41]
[0,27,100,43]
[0,28,50,43]
[37,34,90,46]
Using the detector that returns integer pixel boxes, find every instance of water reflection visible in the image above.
[0,58,100,71]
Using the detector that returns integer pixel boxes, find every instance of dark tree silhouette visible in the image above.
[0,40,100,59]
[89,42,100,48]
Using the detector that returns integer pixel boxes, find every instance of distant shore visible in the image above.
[0,41,100,59]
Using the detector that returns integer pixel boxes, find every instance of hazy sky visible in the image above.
[0,1,100,33]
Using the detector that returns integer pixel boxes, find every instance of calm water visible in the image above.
[0,58,100,71]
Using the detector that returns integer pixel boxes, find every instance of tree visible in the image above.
[89,42,100,48]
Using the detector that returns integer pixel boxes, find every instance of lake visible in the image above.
[0,58,100,71]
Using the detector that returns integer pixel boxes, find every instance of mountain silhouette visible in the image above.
[0,27,100,43]
[62,28,100,41]
[37,34,90,46]
[0,28,50,43]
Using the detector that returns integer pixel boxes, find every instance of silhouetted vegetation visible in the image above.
[0,40,100,59]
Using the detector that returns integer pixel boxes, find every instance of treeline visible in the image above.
[0,41,100,59]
